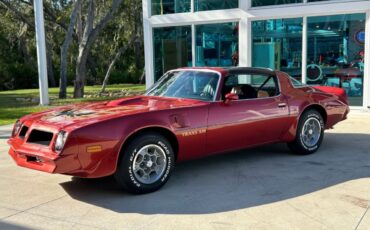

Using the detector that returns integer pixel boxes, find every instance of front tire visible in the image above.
[288,109,325,155]
[114,132,175,194]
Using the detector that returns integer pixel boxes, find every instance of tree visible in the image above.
[100,34,137,94]
[0,0,56,87]
[73,0,124,98]
[0,0,144,93]
[99,0,143,92]
[59,0,81,99]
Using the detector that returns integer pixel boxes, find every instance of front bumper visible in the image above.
[8,146,57,173]
[7,120,121,178]
[7,138,81,175]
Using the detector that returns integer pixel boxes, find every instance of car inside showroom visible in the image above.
[142,0,370,108]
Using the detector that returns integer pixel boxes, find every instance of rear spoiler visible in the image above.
[313,86,348,104]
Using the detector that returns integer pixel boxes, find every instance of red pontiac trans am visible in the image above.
[8,67,349,194]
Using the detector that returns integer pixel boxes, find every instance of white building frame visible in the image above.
[142,0,370,110]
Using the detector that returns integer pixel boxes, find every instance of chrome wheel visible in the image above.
[132,144,167,184]
[301,117,321,147]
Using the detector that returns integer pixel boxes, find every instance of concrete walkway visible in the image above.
[0,112,370,229]
[0,125,12,140]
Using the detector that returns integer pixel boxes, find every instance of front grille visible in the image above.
[27,130,54,146]
[19,126,29,139]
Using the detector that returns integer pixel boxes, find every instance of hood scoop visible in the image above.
[106,97,144,107]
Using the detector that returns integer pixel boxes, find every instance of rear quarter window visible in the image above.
[290,76,306,88]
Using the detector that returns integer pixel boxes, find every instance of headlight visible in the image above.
[12,120,22,137]
[55,131,68,153]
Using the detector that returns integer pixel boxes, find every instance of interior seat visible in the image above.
[240,85,257,99]
[257,90,270,98]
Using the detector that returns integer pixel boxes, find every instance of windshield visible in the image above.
[146,70,220,101]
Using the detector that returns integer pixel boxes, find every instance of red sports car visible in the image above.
[8,67,349,194]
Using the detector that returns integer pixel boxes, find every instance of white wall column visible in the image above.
[240,0,252,67]
[33,0,49,105]
[192,24,196,67]
[239,17,250,67]
[142,0,154,88]
[363,10,370,109]
[143,19,154,89]
[239,0,251,11]
[302,16,308,84]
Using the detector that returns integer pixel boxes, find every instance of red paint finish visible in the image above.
[206,95,290,154]
[313,85,348,104]
[7,67,349,178]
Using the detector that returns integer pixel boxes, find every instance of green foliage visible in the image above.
[0,0,144,91]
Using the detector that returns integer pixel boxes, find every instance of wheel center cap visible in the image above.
[309,129,313,135]
[146,161,153,168]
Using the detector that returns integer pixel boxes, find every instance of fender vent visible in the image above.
[27,130,54,146]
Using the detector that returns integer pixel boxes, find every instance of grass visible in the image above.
[0,84,145,126]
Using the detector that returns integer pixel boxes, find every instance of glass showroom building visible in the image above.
[142,0,370,108]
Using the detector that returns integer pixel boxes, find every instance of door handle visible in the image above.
[278,103,287,108]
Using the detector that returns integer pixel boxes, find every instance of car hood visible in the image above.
[21,96,208,130]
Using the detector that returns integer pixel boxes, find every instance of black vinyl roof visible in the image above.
[227,67,276,76]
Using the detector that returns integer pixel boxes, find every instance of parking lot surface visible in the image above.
[0,111,370,230]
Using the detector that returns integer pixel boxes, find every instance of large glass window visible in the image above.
[252,18,303,79]
[307,14,366,106]
[195,22,239,67]
[252,0,302,7]
[153,26,192,81]
[195,0,238,12]
[151,0,190,15]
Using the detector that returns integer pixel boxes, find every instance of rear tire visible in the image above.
[114,132,175,194]
[288,109,325,155]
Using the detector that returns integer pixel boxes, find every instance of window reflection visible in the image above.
[252,0,302,7]
[195,22,239,67]
[307,14,366,106]
[151,0,191,15]
[252,18,303,79]
[153,26,192,81]
[195,0,238,12]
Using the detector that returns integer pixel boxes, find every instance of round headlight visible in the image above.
[12,120,22,137]
[55,131,68,153]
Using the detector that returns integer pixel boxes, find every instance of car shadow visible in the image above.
[0,221,31,230]
[60,132,370,214]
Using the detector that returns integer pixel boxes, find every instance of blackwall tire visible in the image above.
[288,109,325,155]
[114,132,175,194]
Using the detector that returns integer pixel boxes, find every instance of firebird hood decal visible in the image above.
[43,109,97,122]
[56,109,96,117]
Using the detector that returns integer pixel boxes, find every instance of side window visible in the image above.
[222,74,279,100]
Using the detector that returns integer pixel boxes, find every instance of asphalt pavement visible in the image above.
[0,112,369,230]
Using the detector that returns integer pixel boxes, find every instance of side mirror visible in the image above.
[224,93,239,104]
